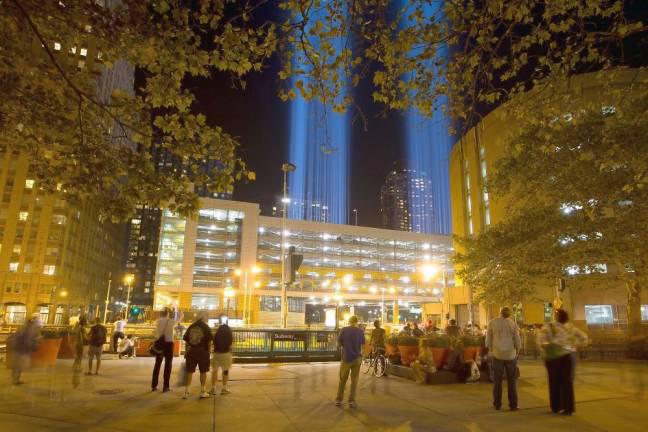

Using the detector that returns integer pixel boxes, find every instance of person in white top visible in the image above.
[113,316,127,353]
[151,307,184,392]
[537,309,588,415]
[486,307,521,411]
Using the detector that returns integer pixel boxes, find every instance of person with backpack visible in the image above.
[182,311,212,399]
[211,317,234,395]
[87,317,107,375]
[11,314,41,385]
[73,316,89,372]
[151,306,183,392]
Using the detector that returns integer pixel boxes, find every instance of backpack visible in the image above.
[89,325,107,346]
[185,324,206,347]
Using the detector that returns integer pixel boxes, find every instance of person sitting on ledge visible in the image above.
[411,343,437,384]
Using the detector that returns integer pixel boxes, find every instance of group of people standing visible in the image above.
[486,306,588,415]
[150,308,234,399]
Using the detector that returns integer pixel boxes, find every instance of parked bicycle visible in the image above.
[361,347,387,377]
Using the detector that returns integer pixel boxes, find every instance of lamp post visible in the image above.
[224,287,235,321]
[280,162,296,328]
[123,274,134,320]
[352,208,358,226]
[420,263,449,323]
[103,273,112,324]
[235,266,260,326]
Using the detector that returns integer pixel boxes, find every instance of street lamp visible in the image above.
[224,287,236,320]
[103,272,113,324]
[280,162,296,328]
[235,265,260,326]
[123,274,134,320]
[352,208,358,226]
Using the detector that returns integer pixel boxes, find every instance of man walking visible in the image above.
[11,314,41,385]
[151,306,183,392]
[182,311,212,399]
[335,315,365,408]
[211,317,233,395]
[87,317,107,375]
[113,315,126,353]
[486,307,521,411]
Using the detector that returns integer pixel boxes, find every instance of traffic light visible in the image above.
[286,246,303,284]
[131,306,140,315]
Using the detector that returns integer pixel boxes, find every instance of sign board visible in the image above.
[272,332,305,342]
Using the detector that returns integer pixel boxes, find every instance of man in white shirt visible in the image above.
[486,307,521,411]
[113,316,127,353]
[151,307,184,392]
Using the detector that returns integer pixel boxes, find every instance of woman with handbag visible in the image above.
[151,307,184,392]
[537,309,588,415]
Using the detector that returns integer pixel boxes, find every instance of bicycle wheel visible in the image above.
[374,355,387,377]
[361,357,372,374]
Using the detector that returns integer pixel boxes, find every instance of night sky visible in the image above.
[193,61,405,229]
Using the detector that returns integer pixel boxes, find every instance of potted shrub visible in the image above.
[397,335,420,366]
[421,335,451,369]
[57,328,76,359]
[31,329,63,367]
[461,334,485,361]
[385,334,399,356]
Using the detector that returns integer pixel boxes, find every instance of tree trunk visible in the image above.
[627,280,642,337]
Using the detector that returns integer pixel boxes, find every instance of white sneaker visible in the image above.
[182,391,190,399]
[200,391,210,399]
[221,387,231,395]
[208,388,217,396]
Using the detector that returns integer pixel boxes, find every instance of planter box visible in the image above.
[462,347,480,362]
[385,343,398,356]
[31,338,62,368]
[136,339,181,357]
[431,347,449,369]
[57,335,76,359]
[398,345,419,366]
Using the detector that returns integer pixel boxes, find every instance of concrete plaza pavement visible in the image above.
[0,357,646,432]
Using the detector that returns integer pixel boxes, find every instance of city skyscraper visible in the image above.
[380,167,434,233]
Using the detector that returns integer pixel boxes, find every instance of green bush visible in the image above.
[41,329,64,339]
[420,335,450,348]
[387,335,399,346]
[397,335,420,346]
[462,334,485,347]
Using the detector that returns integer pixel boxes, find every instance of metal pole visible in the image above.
[280,169,288,328]
[243,271,249,326]
[125,281,132,320]
[103,275,112,324]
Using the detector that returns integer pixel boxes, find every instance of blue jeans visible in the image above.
[492,358,518,409]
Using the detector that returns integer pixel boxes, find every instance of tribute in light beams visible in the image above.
[401,1,454,235]
[287,9,350,225]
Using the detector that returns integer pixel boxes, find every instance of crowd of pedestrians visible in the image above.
[6,305,589,415]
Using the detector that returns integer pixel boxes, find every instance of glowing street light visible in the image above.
[123,273,134,318]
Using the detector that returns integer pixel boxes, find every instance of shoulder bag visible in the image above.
[149,318,171,355]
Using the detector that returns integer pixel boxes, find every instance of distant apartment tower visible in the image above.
[380,167,435,233]
[125,147,232,307]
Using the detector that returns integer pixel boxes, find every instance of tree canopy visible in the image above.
[454,78,648,328]
[1,0,645,220]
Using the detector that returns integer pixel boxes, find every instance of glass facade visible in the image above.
[192,208,244,289]
[155,210,186,289]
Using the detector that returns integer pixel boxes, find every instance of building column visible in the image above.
[392,301,399,325]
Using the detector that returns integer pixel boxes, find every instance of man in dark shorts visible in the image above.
[182,311,212,399]
[87,317,107,375]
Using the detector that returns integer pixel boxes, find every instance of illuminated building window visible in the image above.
[478,145,491,226]
[80,48,88,57]
[9,262,19,272]
[463,159,473,235]
[25,179,35,189]
[18,211,28,221]
[43,265,56,275]
[54,42,62,51]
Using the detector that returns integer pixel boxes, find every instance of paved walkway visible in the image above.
[0,357,646,431]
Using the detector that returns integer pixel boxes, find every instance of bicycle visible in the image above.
[361,347,388,377]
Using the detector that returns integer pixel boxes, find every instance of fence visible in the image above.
[0,325,341,363]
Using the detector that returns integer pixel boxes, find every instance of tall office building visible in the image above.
[124,145,233,308]
[380,167,434,233]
